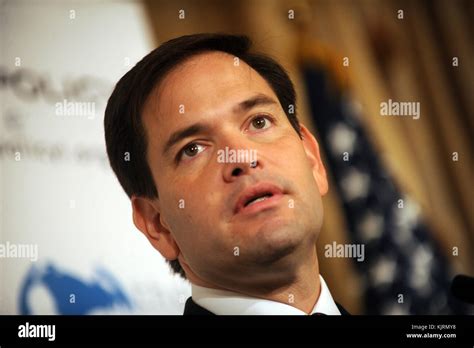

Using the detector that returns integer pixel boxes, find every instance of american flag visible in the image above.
[301,64,469,314]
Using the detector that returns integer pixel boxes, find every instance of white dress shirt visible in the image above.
[191,275,341,315]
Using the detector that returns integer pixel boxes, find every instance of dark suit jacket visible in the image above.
[183,297,350,315]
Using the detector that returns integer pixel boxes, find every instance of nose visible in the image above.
[221,150,260,183]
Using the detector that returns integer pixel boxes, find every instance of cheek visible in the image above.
[273,138,312,178]
[281,141,322,201]
[159,181,219,244]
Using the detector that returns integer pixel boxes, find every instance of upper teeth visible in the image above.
[247,194,270,207]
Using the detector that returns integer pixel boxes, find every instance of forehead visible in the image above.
[142,51,278,145]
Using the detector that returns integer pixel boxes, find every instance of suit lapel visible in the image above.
[183,297,215,315]
[336,302,351,315]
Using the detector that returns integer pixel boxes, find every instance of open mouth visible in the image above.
[234,182,284,215]
[244,193,274,207]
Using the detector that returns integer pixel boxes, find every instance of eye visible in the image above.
[249,115,273,131]
[178,143,205,161]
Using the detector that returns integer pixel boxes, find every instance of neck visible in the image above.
[254,249,321,313]
[188,249,321,314]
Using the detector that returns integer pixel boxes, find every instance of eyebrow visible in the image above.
[162,93,278,156]
[233,93,278,113]
[163,123,211,156]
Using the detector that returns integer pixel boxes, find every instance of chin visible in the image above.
[250,221,306,266]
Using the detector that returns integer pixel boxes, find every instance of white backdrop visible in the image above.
[0,0,190,314]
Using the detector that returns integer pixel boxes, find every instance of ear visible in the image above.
[131,196,180,261]
[300,124,328,196]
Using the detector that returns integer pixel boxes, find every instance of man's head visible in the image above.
[104,33,328,291]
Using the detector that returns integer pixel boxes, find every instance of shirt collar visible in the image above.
[191,275,341,315]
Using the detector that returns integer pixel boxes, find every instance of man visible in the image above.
[104,33,348,315]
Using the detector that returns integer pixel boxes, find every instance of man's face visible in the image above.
[141,52,327,289]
